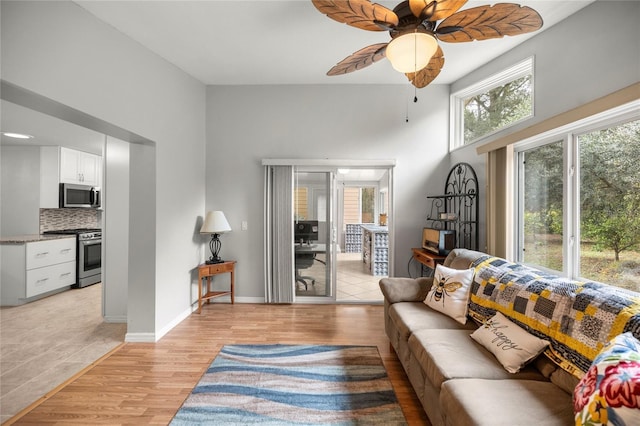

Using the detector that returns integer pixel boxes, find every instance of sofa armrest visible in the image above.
[379,277,433,304]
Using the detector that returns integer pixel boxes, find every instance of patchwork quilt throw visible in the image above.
[170,344,406,425]
[469,256,640,377]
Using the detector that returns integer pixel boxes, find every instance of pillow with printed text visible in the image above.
[470,311,550,373]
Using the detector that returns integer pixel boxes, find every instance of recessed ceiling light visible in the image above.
[2,132,34,139]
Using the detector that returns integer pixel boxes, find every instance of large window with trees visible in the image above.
[516,107,639,291]
[451,57,533,149]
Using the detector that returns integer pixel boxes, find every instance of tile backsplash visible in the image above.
[40,209,101,233]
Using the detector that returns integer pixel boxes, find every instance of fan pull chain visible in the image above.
[405,82,410,122]
[413,30,418,104]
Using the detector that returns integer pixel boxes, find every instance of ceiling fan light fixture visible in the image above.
[386,31,437,73]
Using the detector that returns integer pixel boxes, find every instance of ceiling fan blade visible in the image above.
[405,45,444,88]
[327,43,388,75]
[409,0,468,22]
[436,4,543,43]
[312,0,399,31]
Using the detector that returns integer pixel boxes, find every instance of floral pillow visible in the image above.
[574,332,640,426]
[424,264,474,324]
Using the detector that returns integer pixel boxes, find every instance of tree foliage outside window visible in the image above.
[361,187,375,224]
[464,75,532,144]
[579,121,640,280]
[519,118,640,291]
[522,141,564,272]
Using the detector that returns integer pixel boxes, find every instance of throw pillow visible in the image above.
[573,332,640,426]
[423,264,474,324]
[470,311,549,373]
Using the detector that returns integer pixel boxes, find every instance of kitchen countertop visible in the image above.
[0,234,76,244]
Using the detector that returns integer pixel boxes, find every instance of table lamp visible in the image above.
[200,211,232,264]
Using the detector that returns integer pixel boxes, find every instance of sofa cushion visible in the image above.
[470,311,550,373]
[550,367,579,394]
[388,302,475,343]
[573,332,640,426]
[379,277,432,303]
[409,329,545,389]
[440,379,575,426]
[424,265,474,324]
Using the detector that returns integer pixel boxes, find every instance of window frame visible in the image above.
[512,100,640,281]
[450,57,535,151]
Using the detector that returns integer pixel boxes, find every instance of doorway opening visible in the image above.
[291,165,393,303]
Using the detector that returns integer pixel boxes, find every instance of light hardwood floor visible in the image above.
[7,303,430,425]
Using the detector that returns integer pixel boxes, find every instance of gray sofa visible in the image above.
[380,249,582,426]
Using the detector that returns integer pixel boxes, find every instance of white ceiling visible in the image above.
[75,0,595,86]
[1,1,594,160]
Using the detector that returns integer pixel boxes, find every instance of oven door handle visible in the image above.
[81,240,101,246]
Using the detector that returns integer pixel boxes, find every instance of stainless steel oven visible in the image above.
[44,228,102,288]
[78,230,101,287]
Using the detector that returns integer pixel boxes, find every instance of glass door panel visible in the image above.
[294,171,335,299]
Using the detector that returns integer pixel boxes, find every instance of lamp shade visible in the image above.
[386,32,438,73]
[200,211,231,234]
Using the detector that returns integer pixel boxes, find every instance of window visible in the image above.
[294,187,308,220]
[451,58,534,149]
[343,186,376,224]
[516,104,640,291]
[519,140,564,272]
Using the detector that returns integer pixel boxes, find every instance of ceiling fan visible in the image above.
[311,0,543,88]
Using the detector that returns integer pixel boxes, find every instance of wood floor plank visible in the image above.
[7,303,430,425]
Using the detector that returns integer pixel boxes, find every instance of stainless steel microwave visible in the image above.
[59,183,101,208]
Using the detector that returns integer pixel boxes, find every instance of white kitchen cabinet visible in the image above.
[60,147,101,186]
[1,237,76,306]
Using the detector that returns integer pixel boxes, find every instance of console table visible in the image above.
[197,260,235,313]
[412,248,446,277]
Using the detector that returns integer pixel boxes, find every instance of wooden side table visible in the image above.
[412,248,446,277]
[197,260,236,313]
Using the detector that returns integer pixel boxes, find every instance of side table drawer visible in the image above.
[203,263,233,275]
[414,252,436,269]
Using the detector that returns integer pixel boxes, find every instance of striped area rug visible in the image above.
[170,344,406,425]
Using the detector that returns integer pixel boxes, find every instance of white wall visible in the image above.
[1,1,206,340]
[206,84,450,291]
[449,0,640,252]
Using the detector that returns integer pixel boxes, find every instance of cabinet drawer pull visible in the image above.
[60,272,71,277]
[60,248,72,253]
[36,278,49,283]
[36,251,50,257]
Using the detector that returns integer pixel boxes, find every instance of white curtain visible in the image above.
[264,165,294,303]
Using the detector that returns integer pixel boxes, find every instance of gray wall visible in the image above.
[206,84,451,293]
[103,136,129,322]
[0,147,41,235]
[450,0,640,252]
[1,1,206,340]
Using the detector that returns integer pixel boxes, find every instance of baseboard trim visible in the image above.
[103,315,126,323]
[124,332,156,343]
[155,307,191,341]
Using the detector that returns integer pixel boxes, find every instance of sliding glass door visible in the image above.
[263,160,395,304]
